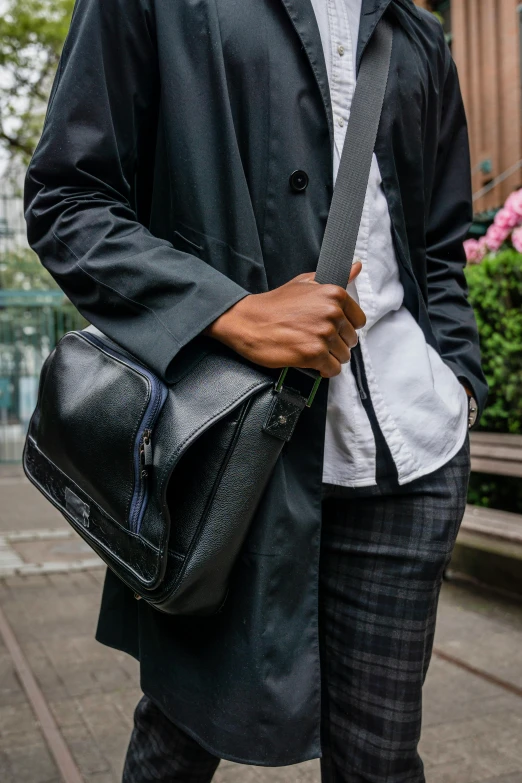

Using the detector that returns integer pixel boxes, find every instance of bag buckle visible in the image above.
[275,367,322,408]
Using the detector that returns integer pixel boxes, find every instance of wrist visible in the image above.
[203,295,255,349]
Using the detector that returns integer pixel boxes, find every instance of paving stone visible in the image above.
[93,665,132,692]
[0,703,38,736]
[21,647,69,702]
[49,699,85,729]
[109,687,143,728]
[11,537,95,566]
[420,710,521,748]
[424,759,498,783]
[61,724,112,776]
[79,692,130,733]
[4,740,58,783]
[0,479,65,533]
[58,665,103,699]
[85,773,119,783]
[3,574,51,590]
[68,635,113,662]
[0,729,48,751]
[101,733,134,781]
[0,750,12,780]
[214,761,320,782]
[422,729,522,775]
[0,685,27,707]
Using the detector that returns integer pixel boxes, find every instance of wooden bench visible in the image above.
[461,432,522,542]
[469,432,522,479]
[451,432,522,594]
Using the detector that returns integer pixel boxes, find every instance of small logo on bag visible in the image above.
[65,487,90,528]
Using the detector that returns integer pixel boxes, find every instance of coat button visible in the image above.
[289,170,309,192]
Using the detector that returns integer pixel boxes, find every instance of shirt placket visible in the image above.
[328,0,354,162]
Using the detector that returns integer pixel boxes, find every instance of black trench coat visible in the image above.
[25,0,487,765]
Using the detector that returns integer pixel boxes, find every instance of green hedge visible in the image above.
[465,249,522,433]
[465,250,522,511]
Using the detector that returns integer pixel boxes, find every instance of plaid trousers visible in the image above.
[122,432,470,783]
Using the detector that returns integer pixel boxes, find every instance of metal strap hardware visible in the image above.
[275,367,322,408]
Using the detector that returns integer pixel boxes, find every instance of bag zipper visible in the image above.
[80,332,168,533]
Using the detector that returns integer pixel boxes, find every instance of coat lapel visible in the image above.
[278,0,420,162]
[278,0,397,144]
[278,0,334,151]
[357,0,394,71]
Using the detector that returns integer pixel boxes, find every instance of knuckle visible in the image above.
[323,284,345,301]
[323,303,342,322]
[303,342,323,361]
[318,322,337,339]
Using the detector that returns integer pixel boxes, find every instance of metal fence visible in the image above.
[0,187,85,463]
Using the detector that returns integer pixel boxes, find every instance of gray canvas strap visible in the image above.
[314,18,393,288]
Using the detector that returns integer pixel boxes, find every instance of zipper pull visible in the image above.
[141,429,153,467]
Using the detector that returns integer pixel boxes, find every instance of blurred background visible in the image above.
[0,1,521,782]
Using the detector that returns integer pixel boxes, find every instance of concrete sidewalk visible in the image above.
[1,469,522,783]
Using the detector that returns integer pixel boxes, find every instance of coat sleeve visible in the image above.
[425,47,488,420]
[24,0,249,382]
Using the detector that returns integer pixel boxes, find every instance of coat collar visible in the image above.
[279,0,420,152]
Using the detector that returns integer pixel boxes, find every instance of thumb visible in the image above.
[348,260,362,283]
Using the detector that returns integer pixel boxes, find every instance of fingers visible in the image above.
[327,333,351,365]
[319,283,366,330]
[348,260,362,283]
[319,321,358,375]
[294,272,317,284]
[338,319,359,350]
[317,352,342,378]
[342,296,366,330]
[297,259,362,286]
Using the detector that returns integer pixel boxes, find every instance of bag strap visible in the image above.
[276,18,393,404]
[315,18,393,288]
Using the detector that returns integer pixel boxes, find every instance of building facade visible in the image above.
[417,0,522,212]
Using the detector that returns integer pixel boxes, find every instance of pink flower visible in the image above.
[463,239,484,264]
[504,189,522,218]
[485,223,510,251]
[494,207,519,230]
[511,225,522,253]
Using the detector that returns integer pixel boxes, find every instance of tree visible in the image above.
[0,247,59,289]
[0,0,74,165]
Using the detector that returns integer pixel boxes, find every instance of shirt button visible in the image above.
[289,169,309,192]
[337,117,344,127]
[338,45,345,56]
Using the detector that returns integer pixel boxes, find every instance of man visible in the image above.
[24,0,487,779]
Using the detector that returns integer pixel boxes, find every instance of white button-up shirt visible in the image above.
[310,0,469,487]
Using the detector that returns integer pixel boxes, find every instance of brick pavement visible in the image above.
[1,469,522,783]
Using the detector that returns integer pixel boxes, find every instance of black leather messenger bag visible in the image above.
[23,21,392,615]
